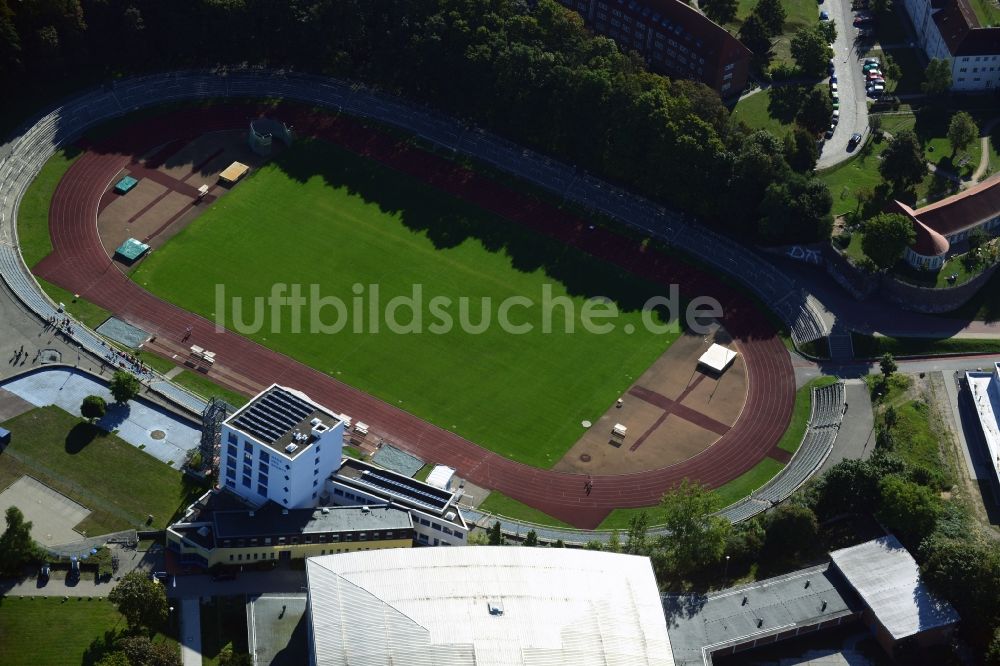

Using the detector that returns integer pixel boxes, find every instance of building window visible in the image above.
[420,518,430,526]
[257,484,267,496]
[243,464,252,477]
[259,472,268,484]
[259,463,269,475]
[227,455,237,469]
[229,555,234,561]
[242,475,252,488]
[334,488,344,496]
[244,452,253,463]
[314,469,319,476]
[227,443,237,456]
[283,487,289,493]
[314,457,320,466]
[238,554,242,561]
[228,432,238,445]
[260,451,269,463]
[264,537,272,545]
[244,442,252,452]
[253,553,258,560]
[313,480,318,487]
[455,532,464,540]
[226,479,236,489]
[432,523,442,532]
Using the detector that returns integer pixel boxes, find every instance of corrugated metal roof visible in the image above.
[830,535,959,640]
[306,547,673,666]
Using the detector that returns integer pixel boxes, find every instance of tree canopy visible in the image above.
[796,87,834,135]
[861,213,916,270]
[701,0,738,25]
[109,371,141,404]
[947,111,978,156]
[922,58,953,96]
[109,570,169,631]
[0,506,41,576]
[878,131,927,192]
[81,394,107,422]
[790,26,833,78]
[653,479,730,577]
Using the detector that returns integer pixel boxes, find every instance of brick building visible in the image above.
[557,0,752,96]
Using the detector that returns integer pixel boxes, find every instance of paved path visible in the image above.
[971,117,999,183]
[35,102,795,530]
[179,598,202,666]
[819,379,875,473]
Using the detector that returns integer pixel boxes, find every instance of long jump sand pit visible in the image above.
[0,476,90,546]
[554,330,748,475]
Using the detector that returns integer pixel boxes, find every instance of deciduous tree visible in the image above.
[878,131,927,191]
[922,58,952,96]
[81,394,107,422]
[785,126,820,172]
[790,27,833,78]
[796,87,834,135]
[752,0,787,37]
[861,213,916,270]
[947,110,978,157]
[109,570,168,631]
[880,352,897,379]
[109,371,141,404]
[877,476,941,543]
[523,529,538,547]
[0,506,41,575]
[762,503,818,560]
[488,521,503,545]
[701,0,738,25]
[653,480,730,577]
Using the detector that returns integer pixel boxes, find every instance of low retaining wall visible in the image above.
[881,263,999,314]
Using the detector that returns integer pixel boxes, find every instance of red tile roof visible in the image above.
[910,174,1000,238]
[932,0,1000,56]
[893,200,951,256]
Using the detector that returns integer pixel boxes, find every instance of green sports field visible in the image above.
[132,139,680,468]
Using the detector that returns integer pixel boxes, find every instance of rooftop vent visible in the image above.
[310,418,322,427]
[285,443,298,454]
[196,526,210,537]
[445,511,456,521]
[361,505,370,513]
[249,511,255,517]
[321,507,330,514]
[282,509,289,515]
[488,601,504,616]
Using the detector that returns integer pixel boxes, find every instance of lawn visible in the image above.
[35,277,112,330]
[777,376,840,454]
[477,491,573,528]
[967,0,1000,27]
[730,89,795,138]
[16,147,82,269]
[130,138,678,468]
[0,597,178,666]
[727,0,818,67]
[168,370,249,408]
[0,406,205,535]
[200,596,250,666]
[597,457,788,530]
[852,332,1000,357]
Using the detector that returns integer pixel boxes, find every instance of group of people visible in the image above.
[102,343,154,379]
[46,314,75,336]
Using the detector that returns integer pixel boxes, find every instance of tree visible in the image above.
[218,646,253,666]
[790,26,833,78]
[818,19,836,45]
[796,87,834,135]
[701,0,738,25]
[968,227,989,253]
[758,173,833,243]
[877,476,941,543]
[94,653,130,666]
[809,459,883,520]
[856,186,875,214]
[762,503,818,560]
[920,536,1000,644]
[109,370,141,404]
[0,506,41,575]
[81,394,107,422]
[624,512,650,555]
[861,213,916,270]
[118,635,181,666]
[487,521,503,545]
[879,352,897,380]
[523,529,538,547]
[870,0,893,13]
[947,110,978,157]
[878,131,927,191]
[752,0,787,37]
[880,55,901,85]
[922,58,952,96]
[553,539,565,548]
[108,570,169,631]
[785,127,820,172]
[653,480,730,577]
[739,13,773,58]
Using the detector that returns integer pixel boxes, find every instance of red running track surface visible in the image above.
[35,103,795,529]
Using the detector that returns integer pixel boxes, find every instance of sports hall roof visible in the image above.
[305,547,673,666]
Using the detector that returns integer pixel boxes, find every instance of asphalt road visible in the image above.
[817,0,870,168]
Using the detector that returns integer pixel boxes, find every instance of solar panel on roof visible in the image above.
[233,388,315,444]
[357,470,450,512]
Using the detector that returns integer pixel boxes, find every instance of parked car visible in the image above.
[820,10,830,19]
[831,93,840,104]
[825,127,835,139]
[150,571,168,581]
[848,132,863,149]
[830,82,838,93]
[830,74,838,84]
[864,57,880,65]
[38,564,50,584]
[831,113,840,125]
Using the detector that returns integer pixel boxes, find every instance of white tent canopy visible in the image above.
[425,465,455,490]
[698,343,738,374]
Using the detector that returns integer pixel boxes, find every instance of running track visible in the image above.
[35,103,795,529]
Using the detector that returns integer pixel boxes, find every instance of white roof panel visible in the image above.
[697,344,737,373]
[426,465,456,490]
[830,535,959,640]
[306,547,673,666]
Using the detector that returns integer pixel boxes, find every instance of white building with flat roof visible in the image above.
[305,547,673,666]
[964,362,1000,492]
[220,384,344,508]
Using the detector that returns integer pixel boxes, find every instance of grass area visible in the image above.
[34,278,113,331]
[878,48,925,96]
[944,267,1000,321]
[136,350,178,374]
[413,464,433,482]
[16,147,82,269]
[130,138,679,468]
[200,596,249,666]
[967,0,1000,27]
[881,110,981,180]
[343,445,365,460]
[777,376,840,454]
[476,491,573,528]
[730,89,794,138]
[0,406,205,535]
[0,597,178,666]
[852,332,1000,358]
[597,457,788,529]
[892,249,987,288]
[728,0,819,67]
[168,371,249,408]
